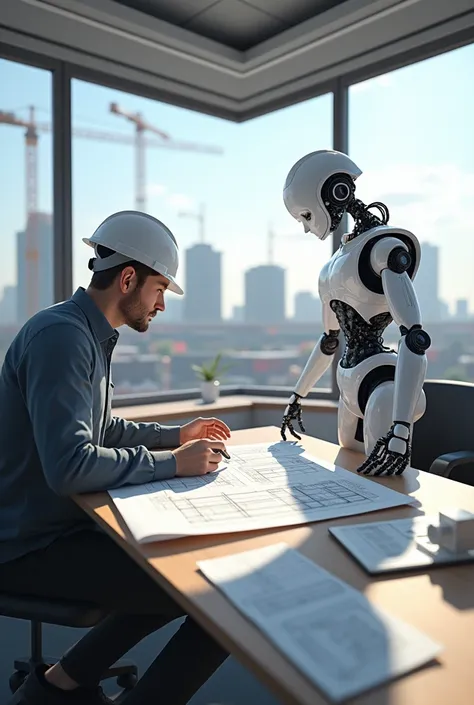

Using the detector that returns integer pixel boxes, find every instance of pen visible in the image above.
[212,448,231,460]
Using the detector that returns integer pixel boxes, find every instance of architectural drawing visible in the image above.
[109,442,412,543]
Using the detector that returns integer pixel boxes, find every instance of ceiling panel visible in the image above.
[245,0,349,26]
[112,0,219,25]
[183,0,288,49]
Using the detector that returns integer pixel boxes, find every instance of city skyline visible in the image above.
[1,43,474,319]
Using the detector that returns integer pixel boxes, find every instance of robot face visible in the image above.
[283,150,362,241]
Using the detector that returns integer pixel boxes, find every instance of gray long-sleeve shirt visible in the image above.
[0,288,180,564]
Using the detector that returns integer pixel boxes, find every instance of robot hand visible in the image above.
[281,394,306,441]
[357,423,411,476]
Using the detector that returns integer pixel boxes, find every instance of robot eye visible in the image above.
[300,211,312,221]
[332,182,351,202]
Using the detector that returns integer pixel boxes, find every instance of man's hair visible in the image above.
[89,245,157,290]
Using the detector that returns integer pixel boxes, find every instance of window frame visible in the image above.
[2,28,473,404]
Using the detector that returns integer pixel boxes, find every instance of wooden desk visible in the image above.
[75,426,474,705]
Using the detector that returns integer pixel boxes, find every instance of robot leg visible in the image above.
[364,382,426,457]
[338,399,364,453]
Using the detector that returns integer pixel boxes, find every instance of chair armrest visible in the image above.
[429,451,474,479]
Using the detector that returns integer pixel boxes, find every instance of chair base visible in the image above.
[9,658,138,695]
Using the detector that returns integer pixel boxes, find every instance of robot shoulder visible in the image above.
[357,226,421,295]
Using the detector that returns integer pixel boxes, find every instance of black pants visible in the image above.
[0,530,228,704]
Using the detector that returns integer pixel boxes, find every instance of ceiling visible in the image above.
[111,0,350,50]
[2,0,474,120]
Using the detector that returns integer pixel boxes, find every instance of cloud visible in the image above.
[167,193,195,209]
[351,74,392,94]
[351,162,474,304]
[146,182,195,210]
[147,183,167,197]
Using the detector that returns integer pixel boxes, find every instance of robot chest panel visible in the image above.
[319,239,388,322]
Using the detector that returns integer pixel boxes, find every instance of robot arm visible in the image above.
[357,236,431,475]
[281,302,340,440]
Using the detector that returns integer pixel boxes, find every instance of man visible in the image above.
[0,211,231,705]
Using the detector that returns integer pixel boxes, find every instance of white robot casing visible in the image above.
[281,150,431,476]
[283,150,362,240]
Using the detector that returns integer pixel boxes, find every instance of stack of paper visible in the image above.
[198,543,443,702]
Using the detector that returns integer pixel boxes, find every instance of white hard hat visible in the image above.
[283,149,362,241]
[83,210,183,295]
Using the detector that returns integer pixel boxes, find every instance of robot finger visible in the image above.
[280,420,288,441]
[287,420,301,441]
[297,410,306,433]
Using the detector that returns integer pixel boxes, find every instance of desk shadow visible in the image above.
[429,568,474,610]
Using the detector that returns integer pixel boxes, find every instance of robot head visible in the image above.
[283,150,362,240]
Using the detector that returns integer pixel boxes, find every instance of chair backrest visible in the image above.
[411,379,474,479]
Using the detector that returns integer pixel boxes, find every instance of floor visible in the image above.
[0,616,281,704]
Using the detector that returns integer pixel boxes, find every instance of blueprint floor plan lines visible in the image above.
[149,480,384,526]
[109,442,413,543]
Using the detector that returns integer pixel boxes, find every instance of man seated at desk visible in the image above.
[0,211,231,705]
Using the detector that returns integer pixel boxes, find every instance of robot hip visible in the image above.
[336,351,398,418]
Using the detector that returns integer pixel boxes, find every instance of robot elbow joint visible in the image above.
[401,325,431,355]
[320,330,340,355]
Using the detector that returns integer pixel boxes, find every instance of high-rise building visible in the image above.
[244,265,286,324]
[17,212,54,324]
[183,243,222,323]
[455,298,469,319]
[415,242,441,323]
[0,286,17,325]
[162,296,184,322]
[231,305,244,322]
[294,291,321,322]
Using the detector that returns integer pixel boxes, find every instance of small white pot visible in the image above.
[201,380,220,404]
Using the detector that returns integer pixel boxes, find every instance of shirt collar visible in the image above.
[71,288,118,343]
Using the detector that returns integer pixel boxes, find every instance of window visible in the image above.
[72,79,333,395]
[0,58,54,363]
[349,43,474,382]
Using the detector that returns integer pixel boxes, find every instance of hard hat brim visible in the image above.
[83,237,184,295]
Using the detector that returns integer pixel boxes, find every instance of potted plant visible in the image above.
[192,352,230,403]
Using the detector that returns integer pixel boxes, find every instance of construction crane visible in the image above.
[179,202,206,244]
[267,222,309,265]
[0,105,223,317]
[109,102,223,212]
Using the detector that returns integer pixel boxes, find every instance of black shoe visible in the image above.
[9,665,114,704]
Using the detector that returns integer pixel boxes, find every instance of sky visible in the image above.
[1,42,474,319]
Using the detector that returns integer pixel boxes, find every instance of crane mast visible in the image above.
[0,103,223,320]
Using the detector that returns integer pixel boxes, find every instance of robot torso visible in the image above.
[318,225,421,368]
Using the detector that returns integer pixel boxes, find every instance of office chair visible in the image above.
[411,379,474,484]
[0,593,138,698]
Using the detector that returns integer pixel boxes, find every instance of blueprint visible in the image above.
[198,543,443,702]
[109,441,413,543]
[330,515,474,574]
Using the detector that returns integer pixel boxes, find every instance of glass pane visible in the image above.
[349,43,474,382]
[72,79,333,395]
[0,58,54,362]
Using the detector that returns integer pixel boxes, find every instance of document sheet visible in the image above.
[330,515,474,574]
[109,441,413,543]
[198,543,443,702]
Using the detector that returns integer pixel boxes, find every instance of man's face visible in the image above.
[119,273,169,333]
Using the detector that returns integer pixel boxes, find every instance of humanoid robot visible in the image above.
[280,150,431,476]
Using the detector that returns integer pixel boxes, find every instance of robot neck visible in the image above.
[344,198,389,242]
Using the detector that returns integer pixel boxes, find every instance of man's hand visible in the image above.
[179,417,231,445]
[172,439,229,477]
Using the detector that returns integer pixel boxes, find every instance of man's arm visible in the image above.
[18,323,178,496]
[104,413,181,450]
